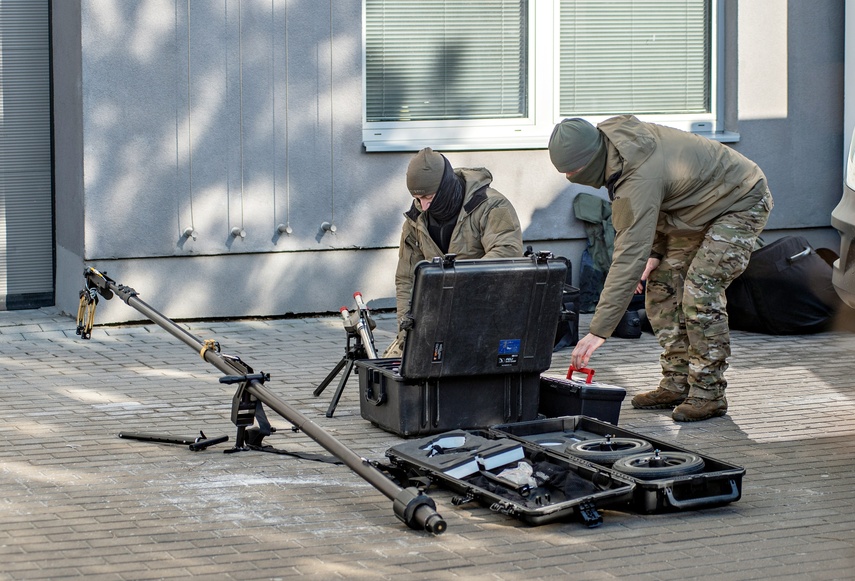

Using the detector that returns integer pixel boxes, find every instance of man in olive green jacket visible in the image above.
[549,115,773,421]
[384,148,524,357]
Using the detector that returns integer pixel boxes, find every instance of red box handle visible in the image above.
[566,365,595,384]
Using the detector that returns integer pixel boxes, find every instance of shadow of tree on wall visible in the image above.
[83,0,416,319]
[82,1,569,322]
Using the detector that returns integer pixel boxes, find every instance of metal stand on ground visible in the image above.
[313,292,378,417]
[76,268,446,535]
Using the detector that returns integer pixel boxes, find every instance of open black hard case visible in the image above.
[357,255,568,437]
[357,359,540,437]
[490,416,745,513]
[385,430,636,527]
[400,254,568,378]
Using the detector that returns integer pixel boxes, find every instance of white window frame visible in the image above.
[362,0,734,152]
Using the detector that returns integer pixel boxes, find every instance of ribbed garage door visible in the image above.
[0,0,53,310]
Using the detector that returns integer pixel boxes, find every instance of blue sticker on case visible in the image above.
[497,339,521,366]
[498,339,521,354]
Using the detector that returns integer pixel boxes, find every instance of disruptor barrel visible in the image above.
[76,267,446,535]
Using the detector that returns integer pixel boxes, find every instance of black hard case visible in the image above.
[490,416,745,513]
[357,359,540,437]
[357,255,567,437]
[385,430,636,527]
[399,255,568,379]
[539,367,627,425]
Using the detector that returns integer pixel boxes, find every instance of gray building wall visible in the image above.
[846,0,855,158]
[52,0,845,324]
[53,1,85,276]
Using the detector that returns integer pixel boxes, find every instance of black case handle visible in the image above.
[364,377,387,406]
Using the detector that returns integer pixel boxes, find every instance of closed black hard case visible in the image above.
[357,359,540,437]
[385,430,636,527]
[490,416,745,513]
[538,367,627,425]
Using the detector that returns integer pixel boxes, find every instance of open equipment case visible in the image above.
[357,253,568,437]
[385,414,745,527]
[383,364,742,526]
[490,415,745,514]
[385,430,636,527]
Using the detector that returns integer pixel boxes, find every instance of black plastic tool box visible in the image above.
[357,254,568,437]
[539,366,626,425]
[385,430,636,527]
[490,416,745,513]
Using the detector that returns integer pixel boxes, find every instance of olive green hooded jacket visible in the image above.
[394,167,524,320]
[586,115,768,338]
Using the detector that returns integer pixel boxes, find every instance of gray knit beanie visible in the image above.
[406,148,445,195]
[548,118,602,173]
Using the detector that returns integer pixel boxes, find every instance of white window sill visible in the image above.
[693,130,741,143]
[363,130,741,152]
[363,135,550,152]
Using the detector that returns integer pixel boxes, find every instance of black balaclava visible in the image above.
[428,156,464,222]
[425,156,464,252]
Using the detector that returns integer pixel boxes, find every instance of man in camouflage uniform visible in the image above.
[548,115,773,421]
[383,147,523,357]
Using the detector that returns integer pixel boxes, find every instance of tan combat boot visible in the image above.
[672,396,728,422]
[631,389,687,409]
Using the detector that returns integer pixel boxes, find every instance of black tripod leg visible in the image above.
[325,358,355,418]
[189,434,229,451]
[313,356,348,396]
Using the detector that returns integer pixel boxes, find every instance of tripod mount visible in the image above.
[313,292,379,417]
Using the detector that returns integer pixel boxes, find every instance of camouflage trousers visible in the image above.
[645,188,773,399]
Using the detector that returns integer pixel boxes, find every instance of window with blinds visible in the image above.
[365,0,528,122]
[0,0,54,309]
[559,0,710,116]
[363,0,722,152]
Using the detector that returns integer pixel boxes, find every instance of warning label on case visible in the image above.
[497,339,521,366]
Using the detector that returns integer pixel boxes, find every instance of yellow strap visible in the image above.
[76,291,97,337]
[76,294,86,329]
[86,302,96,335]
[200,339,220,359]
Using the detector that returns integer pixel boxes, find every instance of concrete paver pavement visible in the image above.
[0,304,854,580]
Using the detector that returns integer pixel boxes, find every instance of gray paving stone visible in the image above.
[1,307,854,579]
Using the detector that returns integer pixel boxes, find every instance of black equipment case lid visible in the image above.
[399,254,568,380]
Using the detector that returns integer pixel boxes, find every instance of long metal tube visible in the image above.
[352,292,378,359]
[83,269,446,534]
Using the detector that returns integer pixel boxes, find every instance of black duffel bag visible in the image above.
[725,235,841,335]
